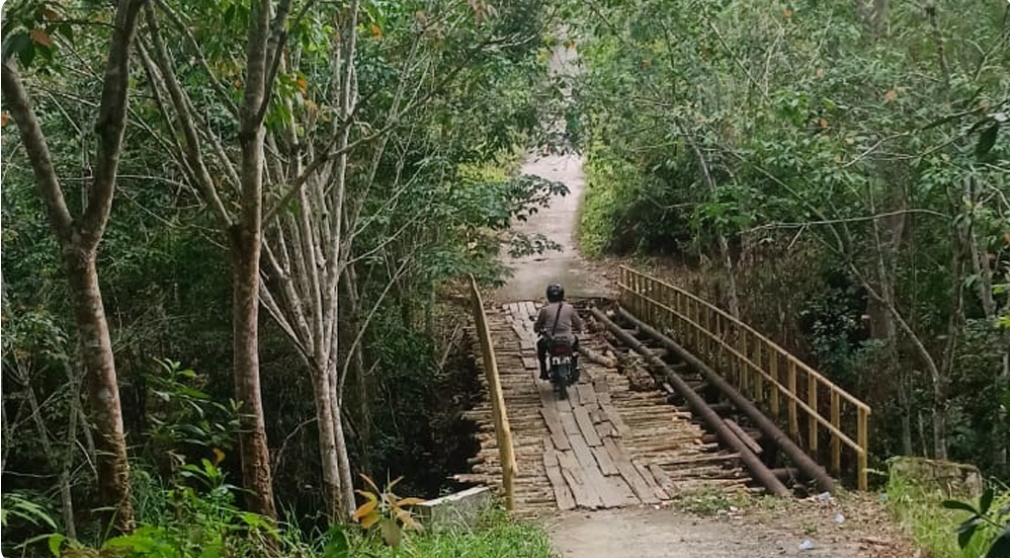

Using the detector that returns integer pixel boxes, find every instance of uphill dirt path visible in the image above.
[490,39,913,558]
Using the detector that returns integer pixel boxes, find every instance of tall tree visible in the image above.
[0,0,149,533]
[134,0,294,517]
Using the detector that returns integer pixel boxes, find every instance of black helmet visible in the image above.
[546,283,564,303]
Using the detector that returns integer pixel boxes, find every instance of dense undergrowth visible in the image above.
[1,462,553,558]
[885,469,1010,558]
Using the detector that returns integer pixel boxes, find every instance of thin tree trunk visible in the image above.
[228,0,280,519]
[333,398,355,517]
[312,364,343,520]
[681,124,741,318]
[230,223,276,518]
[65,252,135,532]
[344,262,371,474]
[965,177,1008,467]
[60,386,80,540]
[898,375,914,455]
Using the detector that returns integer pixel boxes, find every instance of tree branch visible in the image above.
[0,62,74,243]
[80,0,149,245]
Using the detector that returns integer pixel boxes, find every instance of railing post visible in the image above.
[705,306,715,363]
[858,408,869,490]
[617,267,622,302]
[647,277,656,325]
[753,340,764,406]
[788,360,798,438]
[830,391,841,475]
[808,375,819,453]
[769,352,780,420]
[739,329,749,396]
[636,272,644,317]
[714,312,724,372]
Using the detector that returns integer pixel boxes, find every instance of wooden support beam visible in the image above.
[591,307,791,497]
[615,306,836,493]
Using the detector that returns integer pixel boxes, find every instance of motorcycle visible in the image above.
[535,329,577,400]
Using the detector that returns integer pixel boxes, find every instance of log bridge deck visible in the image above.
[459,300,750,516]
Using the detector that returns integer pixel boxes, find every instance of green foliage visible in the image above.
[887,467,1010,558]
[12,475,549,558]
[1,492,58,532]
[352,475,425,548]
[362,506,554,558]
[568,0,1010,470]
[140,359,240,468]
[43,460,285,558]
[943,487,1010,558]
[579,145,695,256]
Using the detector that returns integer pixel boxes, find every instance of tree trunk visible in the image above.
[64,249,135,533]
[681,124,741,319]
[965,177,1008,467]
[228,0,277,520]
[898,374,914,455]
[333,397,356,517]
[312,364,343,521]
[230,225,276,519]
[344,263,371,474]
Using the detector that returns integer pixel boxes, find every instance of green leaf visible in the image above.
[942,499,978,514]
[957,517,981,549]
[47,534,65,557]
[981,487,995,514]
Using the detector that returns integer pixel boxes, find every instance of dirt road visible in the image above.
[493,150,611,302]
[546,507,872,558]
[493,40,610,302]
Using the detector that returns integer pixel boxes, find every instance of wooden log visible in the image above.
[591,308,791,497]
[662,452,742,467]
[580,346,618,368]
[726,419,763,455]
[616,306,836,493]
[770,467,802,482]
[701,429,761,445]
[675,402,734,414]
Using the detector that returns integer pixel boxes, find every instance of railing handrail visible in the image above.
[641,291,865,453]
[468,274,517,510]
[617,265,872,490]
[619,266,870,413]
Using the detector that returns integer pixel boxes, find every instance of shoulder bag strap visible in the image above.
[550,302,564,336]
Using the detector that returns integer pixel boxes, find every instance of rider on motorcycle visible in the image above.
[534,283,583,381]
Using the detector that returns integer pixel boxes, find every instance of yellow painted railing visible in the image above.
[618,266,871,490]
[468,275,517,509]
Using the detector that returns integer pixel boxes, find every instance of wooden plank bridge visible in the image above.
[460,267,871,516]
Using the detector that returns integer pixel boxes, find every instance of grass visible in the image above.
[666,485,783,517]
[363,506,554,558]
[885,467,1010,558]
